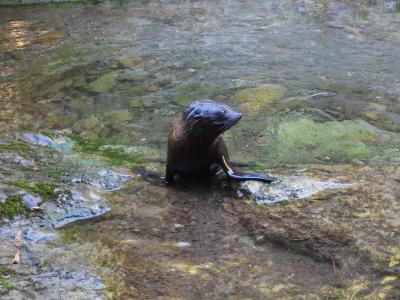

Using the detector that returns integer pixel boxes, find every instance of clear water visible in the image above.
[1,0,400,167]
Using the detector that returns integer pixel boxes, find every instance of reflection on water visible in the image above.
[0,20,61,51]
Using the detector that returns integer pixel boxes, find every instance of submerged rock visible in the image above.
[87,72,118,93]
[82,115,100,131]
[262,118,400,164]
[235,84,285,103]
[104,109,133,128]
[118,56,144,68]
[172,82,216,106]
[235,84,285,116]
[175,241,191,248]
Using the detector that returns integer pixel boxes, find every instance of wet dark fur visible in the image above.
[166,100,275,184]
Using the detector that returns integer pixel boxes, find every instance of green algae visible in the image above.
[0,268,13,276]
[118,57,143,68]
[262,118,400,164]
[0,194,29,218]
[172,82,216,106]
[0,142,32,155]
[0,279,16,290]
[83,115,100,131]
[235,84,285,103]
[11,181,58,200]
[235,84,285,116]
[104,110,133,128]
[71,136,143,166]
[129,86,146,96]
[129,98,144,108]
[258,283,309,299]
[16,44,117,101]
[87,72,118,93]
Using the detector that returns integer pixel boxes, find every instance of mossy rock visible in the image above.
[235,84,285,116]
[83,115,100,130]
[104,110,133,127]
[68,97,91,114]
[129,98,154,108]
[87,72,118,93]
[118,57,143,68]
[263,118,400,164]
[129,98,144,108]
[235,84,285,103]
[0,279,16,290]
[0,194,29,218]
[11,181,58,200]
[80,130,100,141]
[17,44,117,101]
[129,86,146,96]
[172,82,216,106]
[71,137,143,166]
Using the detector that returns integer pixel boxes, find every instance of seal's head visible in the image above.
[182,100,242,140]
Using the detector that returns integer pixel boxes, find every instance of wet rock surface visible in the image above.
[0,136,131,298]
[238,175,353,204]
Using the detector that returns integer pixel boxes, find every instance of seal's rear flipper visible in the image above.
[220,156,276,183]
[133,167,166,186]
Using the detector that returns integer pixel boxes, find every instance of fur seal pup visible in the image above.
[166,99,275,184]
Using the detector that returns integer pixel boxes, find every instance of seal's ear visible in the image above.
[186,109,196,120]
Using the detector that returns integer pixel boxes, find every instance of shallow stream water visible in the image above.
[1,0,400,299]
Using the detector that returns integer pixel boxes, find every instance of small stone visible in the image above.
[0,192,6,203]
[255,235,266,244]
[175,241,191,248]
[71,178,82,184]
[53,136,69,145]
[20,133,54,146]
[174,223,185,230]
[22,193,42,209]
[172,82,216,106]
[235,84,285,103]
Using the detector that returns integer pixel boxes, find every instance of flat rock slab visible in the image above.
[239,175,353,204]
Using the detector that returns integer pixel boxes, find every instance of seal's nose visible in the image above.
[236,112,242,120]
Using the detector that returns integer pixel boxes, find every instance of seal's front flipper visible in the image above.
[220,156,276,183]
